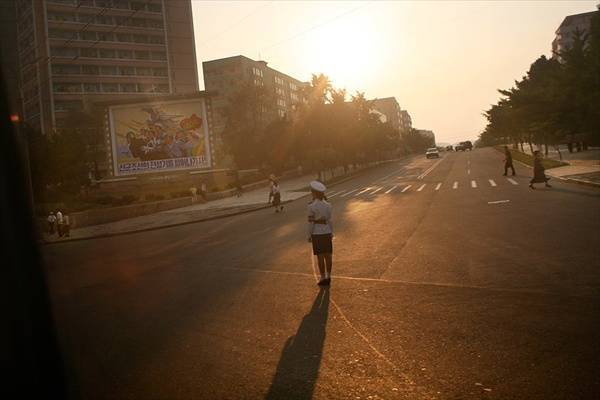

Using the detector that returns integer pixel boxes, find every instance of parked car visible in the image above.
[425,147,440,158]
[454,143,465,151]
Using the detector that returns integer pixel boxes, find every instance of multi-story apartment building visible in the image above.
[552,11,596,58]
[371,97,402,132]
[15,0,198,134]
[202,55,307,138]
[399,110,412,134]
[0,0,22,119]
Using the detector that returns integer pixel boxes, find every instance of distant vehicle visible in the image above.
[462,140,473,151]
[425,147,440,159]
[454,143,465,151]
[446,145,454,151]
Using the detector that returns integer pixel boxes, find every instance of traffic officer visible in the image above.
[307,181,333,286]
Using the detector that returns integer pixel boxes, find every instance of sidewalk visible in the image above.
[519,145,600,187]
[43,173,315,243]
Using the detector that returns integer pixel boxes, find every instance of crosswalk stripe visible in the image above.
[435,183,442,191]
[507,178,519,185]
[341,189,359,197]
[369,187,383,195]
[401,185,412,193]
[385,185,398,194]
[355,187,372,196]
[488,179,497,187]
[471,180,477,188]
[453,181,458,189]
[417,184,426,192]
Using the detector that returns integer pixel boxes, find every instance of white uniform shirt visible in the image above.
[270,183,280,195]
[307,199,333,236]
[56,211,63,224]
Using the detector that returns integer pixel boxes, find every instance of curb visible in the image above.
[40,159,409,245]
[500,149,600,189]
[40,200,293,245]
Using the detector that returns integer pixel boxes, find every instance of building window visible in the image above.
[81,31,96,41]
[82,65,99,75]
[99,49,116,58]
[97,32,114,42]
[133,34,148,43]
[120,83,137,93]
[52,64,81,74]
[153,68,167,77]
[83,83,100,92]
[136,67,152,76]
[277,99,286,107]
[80,47,98,58]
[53,83,82,93]
[116,33,131,42]
[151,51,166,61]
[102,83,119,92]
[146,19,163,29]
[275,76,284,85]
[48,13,77,22]
[278,109,286,118]
[100,65,118,75]
[117,49,132,59]
[289,82,297,91]
[49,29,75,39]
[275,87,285,96]
[95,15,113,25]
[135,50,150,60]
[113,0,129,9]
[148,35,165,44]
[119,66,135,75]
[252,67,263,77]
[148,3,162,12]
[51,47,78,57]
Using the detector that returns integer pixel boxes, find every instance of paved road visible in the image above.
[43,147,600,400]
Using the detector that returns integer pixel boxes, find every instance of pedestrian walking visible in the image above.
[529,150,552,189]
[503,145,516,176]
[234,169,243,198]
[56,210,64,237]
[47,212,57,235]
[189,186,198,202]
[200,182,207,201]
[307,181,333,286]
[268,175,284,213]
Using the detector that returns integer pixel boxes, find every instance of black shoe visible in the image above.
[529,184,535,189]
[317,278,328,286]
[325,278,331,285]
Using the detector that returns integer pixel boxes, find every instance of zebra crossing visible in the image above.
[327,177,521,199]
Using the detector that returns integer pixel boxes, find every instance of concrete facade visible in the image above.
[371,97,401,131]
[552,11,595,58]
[202,55,308,146]
[15,0,198,134]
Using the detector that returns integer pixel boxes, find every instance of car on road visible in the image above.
[446,145,454,151]
[461,140,473,151]
[454,143,465,151]
[425,147,440,158]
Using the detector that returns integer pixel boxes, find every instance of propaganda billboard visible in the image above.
[108,98,211,176]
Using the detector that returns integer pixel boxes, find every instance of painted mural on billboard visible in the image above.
[109,99,211,176]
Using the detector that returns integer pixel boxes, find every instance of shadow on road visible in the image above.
[265,288,330,400]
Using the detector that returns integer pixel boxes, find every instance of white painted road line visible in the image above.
[369,187,383,195]
[471,180,477,188]
[355,187,372,196]
[385,185,398,194]
[507,178,519,185]
[341,189,359,197]
[468,169,471,175]
[417,158,443,179]
[328,191,343,198]
[488,200,510,205]
[453,181,458,189]
[488,179,497,187]
[435,183,442,191]
[401,185,412,193]
[417,184,426,192]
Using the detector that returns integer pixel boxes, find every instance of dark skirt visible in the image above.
[272,192,281,206]
[312,234,333,255]
[531,167,548,183]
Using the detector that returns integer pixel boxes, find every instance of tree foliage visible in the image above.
[479,11,600,149]
[221,73,424,174]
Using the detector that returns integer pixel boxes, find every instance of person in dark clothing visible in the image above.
[503,146,516,176]
[529,151,552,189]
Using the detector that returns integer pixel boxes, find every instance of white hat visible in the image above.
[309,180,326,192]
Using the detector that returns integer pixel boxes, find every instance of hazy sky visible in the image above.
[191,1,597,144]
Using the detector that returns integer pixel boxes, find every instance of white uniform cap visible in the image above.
[309,180,326,192]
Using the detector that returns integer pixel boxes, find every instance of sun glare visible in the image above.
[302,13,381,92]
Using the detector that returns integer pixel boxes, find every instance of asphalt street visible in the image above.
[43,147,600,400]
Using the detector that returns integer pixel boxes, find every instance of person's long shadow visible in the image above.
[265,288,330,400]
